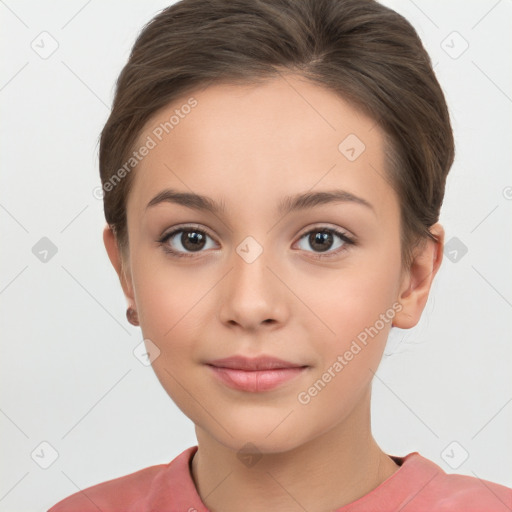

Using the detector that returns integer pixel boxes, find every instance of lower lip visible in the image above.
[207,365,307,392]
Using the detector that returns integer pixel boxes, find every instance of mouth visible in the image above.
[206,355,309,392]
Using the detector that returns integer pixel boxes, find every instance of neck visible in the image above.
[190,387,399,512]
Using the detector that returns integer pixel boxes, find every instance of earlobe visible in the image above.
[102,224,135,303]
[392,223,444,329]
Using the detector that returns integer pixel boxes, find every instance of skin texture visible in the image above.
[104,74,444,511]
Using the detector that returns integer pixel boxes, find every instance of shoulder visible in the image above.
[47,464,165,512]
[47,446,198,512]
[397,453,512,511]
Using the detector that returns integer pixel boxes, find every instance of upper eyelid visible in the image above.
[161,223,214,238]
[297,224,352,237]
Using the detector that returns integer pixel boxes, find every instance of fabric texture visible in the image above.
[48,445,512,511]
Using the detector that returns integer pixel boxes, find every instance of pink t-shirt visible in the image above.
[48,445,512,511]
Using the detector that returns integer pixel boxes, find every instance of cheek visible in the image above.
[302,254,401,394]
[133,267,209,417]
[310,258,401,344]
[294,274,397,433]
[129,262,206,409]
[130,257,215,388]
[131,252,211,340]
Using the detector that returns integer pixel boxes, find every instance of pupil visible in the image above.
[311,231,332,252]
[183,231,205,251]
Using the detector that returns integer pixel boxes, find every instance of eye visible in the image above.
[158,224,355,259]
[295,226,355,258]
[158,225,217,258]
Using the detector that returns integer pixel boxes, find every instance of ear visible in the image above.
[103,224,135,304]
[393,223,444,329]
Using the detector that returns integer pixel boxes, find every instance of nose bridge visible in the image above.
[234,236,270,291]
[219,234,287,328]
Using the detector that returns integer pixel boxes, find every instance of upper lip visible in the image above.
[207,355,307,371]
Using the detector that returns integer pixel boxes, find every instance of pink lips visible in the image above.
[206,356,308,392]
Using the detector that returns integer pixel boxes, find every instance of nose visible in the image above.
[218,243,289,331]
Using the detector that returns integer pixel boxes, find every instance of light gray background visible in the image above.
[1,1,511,510]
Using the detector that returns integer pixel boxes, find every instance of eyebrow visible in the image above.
[145,188,375,216]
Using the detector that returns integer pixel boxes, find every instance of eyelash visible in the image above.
[157,224,356,260]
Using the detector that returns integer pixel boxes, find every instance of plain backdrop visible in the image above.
[1,1,511,510]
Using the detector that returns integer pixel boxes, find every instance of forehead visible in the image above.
[128,75,398,222]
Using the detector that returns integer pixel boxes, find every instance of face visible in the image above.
[115,75,414,453]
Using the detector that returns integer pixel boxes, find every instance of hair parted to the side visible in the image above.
[99,0,455,270]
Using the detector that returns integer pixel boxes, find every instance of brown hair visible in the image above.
[99,0,454,269]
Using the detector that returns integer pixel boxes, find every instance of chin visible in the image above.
[204,415,311,455]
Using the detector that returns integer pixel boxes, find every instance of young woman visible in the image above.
[49,0,512,510]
